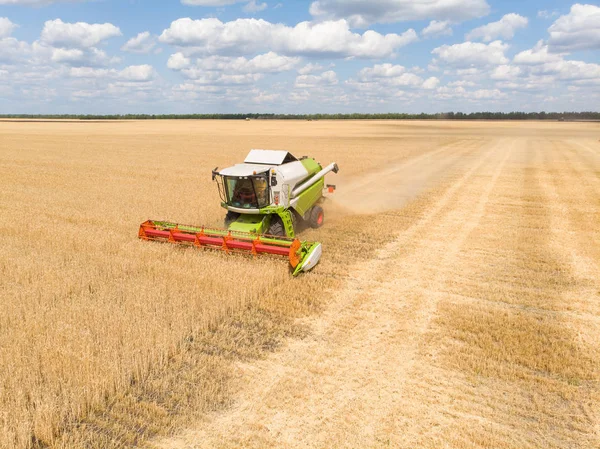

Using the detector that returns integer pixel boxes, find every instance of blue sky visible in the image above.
[0,0,599,114]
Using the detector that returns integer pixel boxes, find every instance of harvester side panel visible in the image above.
[292,178,325,217]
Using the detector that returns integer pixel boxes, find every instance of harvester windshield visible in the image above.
[216,174,269,209]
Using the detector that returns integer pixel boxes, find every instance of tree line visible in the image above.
[1,112,599,121]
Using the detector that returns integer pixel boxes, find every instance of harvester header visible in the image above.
[139,149,338,275]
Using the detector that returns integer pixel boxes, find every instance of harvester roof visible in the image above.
[245,149,298,165]
[219,164,271,177]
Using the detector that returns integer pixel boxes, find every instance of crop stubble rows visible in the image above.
[0,121,599,448]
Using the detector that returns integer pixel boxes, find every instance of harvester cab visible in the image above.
[139,149,339,276]
[212,150,339,238]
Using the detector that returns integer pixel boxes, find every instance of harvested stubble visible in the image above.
[1,120,599,449]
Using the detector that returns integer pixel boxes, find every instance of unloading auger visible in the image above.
[139,149,339,276]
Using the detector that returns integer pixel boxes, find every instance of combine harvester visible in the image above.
[139,150,339,275]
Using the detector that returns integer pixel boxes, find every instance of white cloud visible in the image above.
[538,59,600,83]
[51,47,84,63]
[0,17,17,38]
[0,37,30,62]
[159,18,418,58]
[455,68,480,76]
[169,52,298,87]
[537,10,558,20]
[358,63,409,79]
[490,64,522,80]
[422,21,452,39]
[298,63,324,75]
[252,90,280,103]
[349,63,437,92]
[470,89,506,99]
[507,38,600,90]
[41,19,122,48]
[309,0,490,27]
[243,0,267,13]
[47,46,119,67]
[448,80,475,87]
[513,41,562,65]
[466,13,528,42]
[548,4,600,52]
[179,52,299,75]
[422,76,440,89]
[432,40,509,67]
[122,31,156,54]
[435,85,506,100]
[189,72,263,85]
[295,70,338,88]
[69,67,112,78]
[167,52,191,70]
[119,65,156,81]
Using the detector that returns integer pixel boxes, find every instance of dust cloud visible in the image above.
[329,148,468,215]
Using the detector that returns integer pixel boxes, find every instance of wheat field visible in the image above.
[0,120,599,448]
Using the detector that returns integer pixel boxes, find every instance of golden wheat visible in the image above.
[1,120,599,448]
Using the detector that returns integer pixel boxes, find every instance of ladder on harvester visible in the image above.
[279,210,295,238]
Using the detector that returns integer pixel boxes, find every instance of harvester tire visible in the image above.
[267,217,285,236]
[224,211,240,227]
[309,206,324,228]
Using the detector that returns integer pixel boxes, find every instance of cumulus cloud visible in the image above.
[350,63,439,92]
[448,80,475,87]
[159,18,418,58]
[169,52,299,87]
[243,0,267,13]
[0,37,30,63]
[422,76,440,89]
[122,31,156,54]
[167,52,191,70]
[537,59,600,83]
[69,65,155,81]
[490,64,522,80]
[298,63,325,75]
[180,52,299,75]
[513,41,563,65]
[435,85,506,101]
[432,40,509,68]
[309,0,490,27]
[182,0,268,11]
[41,19,122,48]
[537,10,559,20]
[422,21,452,39]
[0,17,17,38]
[358,63,417,82]
[466,13,528,42]
[548,4,600,52]
[295,70,338,88]
[50,46,120,67]
[119,65,156,81]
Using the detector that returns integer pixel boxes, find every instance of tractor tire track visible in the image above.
[537,141,600,448]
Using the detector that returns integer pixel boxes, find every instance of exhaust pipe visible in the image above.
[292,163,339,198]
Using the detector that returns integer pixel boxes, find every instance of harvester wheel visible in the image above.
[309,206,324,228]
[224,211,241,227]
[267,216,285,236]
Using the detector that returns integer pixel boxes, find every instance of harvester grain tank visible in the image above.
[139,150,339,275]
